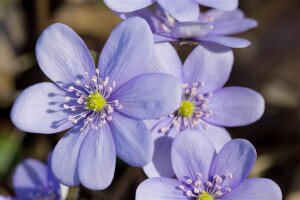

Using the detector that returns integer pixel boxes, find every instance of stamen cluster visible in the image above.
[178,172,233,199]
[159,82,213,134]
[63,69,123,131]
[158,13,176,33]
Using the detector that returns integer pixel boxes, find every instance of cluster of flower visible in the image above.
[2,0,282,199]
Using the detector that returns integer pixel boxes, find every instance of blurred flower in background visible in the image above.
[0,158,69,200]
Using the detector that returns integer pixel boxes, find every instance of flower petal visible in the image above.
[200,35,251,48]
[13,159,48,199]
[118,8,160,32]
[182,43,233,93]
[36,23,95,85]
[110,73,181,120]
[171,22,213,38]
[201,9,244,23]
[51,126,86,186]
[103,0,154,13]
[221,178,282,200]
[11,82,73,134]
[195,124,232,152]
[210,18,258,35]
[98,17,153,88]
[172,130,216,183]
[150,43,183,81]
[144,119,178,178]
[108,112,153,167]
[136,177,188,200]
[196,0,238,11]
[209,139,256,190]
[157,0,199,21]
[154,34,178,43]
[78,125,116,190]
[205,87,265,127]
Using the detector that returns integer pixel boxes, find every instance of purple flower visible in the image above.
[121,7,257,48]
[0,159,68,200]
[10,17,182,190]
[143,42,265,178]
[103,0,238,22]
[136,130,282,200]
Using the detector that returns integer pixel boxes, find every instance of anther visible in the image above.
[186,179,193,184]
[75,80,81,86]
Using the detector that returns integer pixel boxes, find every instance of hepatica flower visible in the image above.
[103,0,238,22]
[120,7,257,48]
[136,130,282,200]
[10,17,182,189]
[0,159,68,200]
[143,42,264,178]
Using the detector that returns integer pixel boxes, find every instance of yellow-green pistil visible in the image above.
[178,100,195,117]
[198,192,214,200]
[86,92,106,112]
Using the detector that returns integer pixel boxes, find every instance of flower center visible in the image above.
[86,92,106,112]
[198,192,213,200]
[178,100,195,117]
[63,70,123,131]
[177,172,233,199]
[157,82,214,134]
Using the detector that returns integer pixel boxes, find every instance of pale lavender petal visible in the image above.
[182,43,233,93]
[201,9,244,23]
[11,82,73,134]
[144,119,178,178]
[150,43,183,81]
[136,178,188,200]
[157,0,199,21]
[200,36,251,48]
[172,130,216,183]
[205,87,265,127]
[52,126,86,186]
[195,124,232,152]
[210,18,258,35]
[110,73,181,120]
[171,22,213,38]
[78,125,116,190]
[196,0,238,11]
[36,23,95,85]
[118,8,160,32]
[13,159,48,199]
[98,17,153,88]
[154,34,178,43]
[108,112,153,167]
[221,178,282,200]
[103,0,154,13]
[209,139,256,190]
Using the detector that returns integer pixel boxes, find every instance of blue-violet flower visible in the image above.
[0,159,68,200]
[103,0,238,22]
[137,130,282,200]
[120,7,257,48]
[10,17,182,190]
[143,42,264,178]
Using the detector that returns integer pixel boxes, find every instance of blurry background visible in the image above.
[0,0,299,199]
